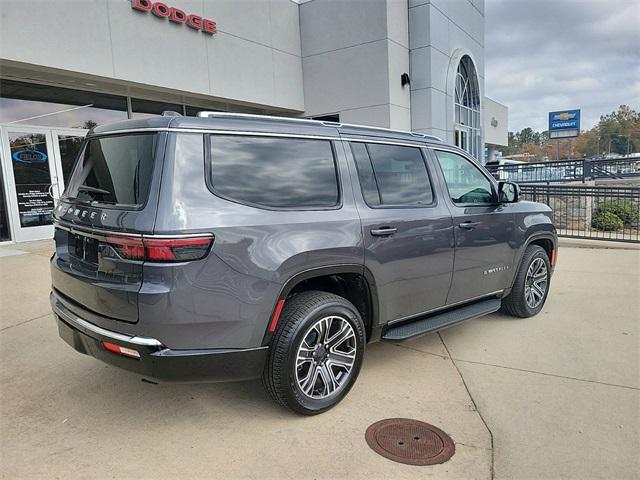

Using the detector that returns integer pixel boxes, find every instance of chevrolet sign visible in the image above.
[548,109,580,138]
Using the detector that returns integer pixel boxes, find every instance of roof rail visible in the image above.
[195,112,442,141]
[196,111,329,125]
[338,122,442,142]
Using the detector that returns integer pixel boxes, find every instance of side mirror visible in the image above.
[498,181,520,203]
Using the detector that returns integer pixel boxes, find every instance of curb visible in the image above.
[558,237,640,250]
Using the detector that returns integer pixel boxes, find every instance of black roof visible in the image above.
[92,112,444,145]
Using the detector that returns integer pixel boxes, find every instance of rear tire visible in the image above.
[501,245,551,318]
[262,290,366,415]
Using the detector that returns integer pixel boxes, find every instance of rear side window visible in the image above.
[209,135,339,209]
[66,133,158,208]
[350,142,433,207]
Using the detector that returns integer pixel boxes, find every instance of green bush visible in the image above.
[591,210,624,231]
[601,200,638,226]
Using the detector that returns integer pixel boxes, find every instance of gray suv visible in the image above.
[50,112,557,415]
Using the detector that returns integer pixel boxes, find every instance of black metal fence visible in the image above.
[520,184,640,243]
[487,157,640,184]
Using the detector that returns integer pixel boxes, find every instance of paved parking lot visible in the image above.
[1,240,638,479]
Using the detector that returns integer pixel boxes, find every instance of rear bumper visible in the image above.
[50,291,268,383]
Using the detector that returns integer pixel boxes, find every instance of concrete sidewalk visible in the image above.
[441,247,640,479]
[0,240,490,479]
[0,241,638,479]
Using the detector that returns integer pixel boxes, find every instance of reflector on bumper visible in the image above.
[101,341,141,359]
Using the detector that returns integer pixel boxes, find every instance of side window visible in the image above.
[434,150,495,205]
[209,135,339,209]
[350,142,433,207]
[350,142,381,206]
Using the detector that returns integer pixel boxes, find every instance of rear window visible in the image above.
[209,135,339,209]
[66,133,158,208]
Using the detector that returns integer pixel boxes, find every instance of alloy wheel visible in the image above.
[295,315,357,399]
[524,257,548,309]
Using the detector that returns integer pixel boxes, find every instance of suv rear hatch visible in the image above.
[51,131,164,323]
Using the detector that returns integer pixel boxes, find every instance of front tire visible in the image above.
[262,291,366,415]
[501,245,551,318]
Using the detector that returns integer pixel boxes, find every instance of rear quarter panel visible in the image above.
[146,132,363,349]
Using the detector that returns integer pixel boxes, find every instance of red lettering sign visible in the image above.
[151,2,170,18]
[130,0,217,35]
[169,7,187,24]
[131,0,151,11]
[186,14,203,30]
[202,19,217,35]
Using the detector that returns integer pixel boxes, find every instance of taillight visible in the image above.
[107,236,145,260]
[106,235,213,262]
[144,237,213,261]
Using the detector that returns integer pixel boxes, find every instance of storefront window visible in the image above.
[185,105,222,117]
[0,80,128,128]
[57,135,85,185]
[131,98,183,119]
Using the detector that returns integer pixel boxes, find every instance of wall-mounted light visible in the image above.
[401,73,411,88]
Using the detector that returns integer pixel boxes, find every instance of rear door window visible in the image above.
[350,142,434,207]
[66,133,158,208]
[209,135,339,209]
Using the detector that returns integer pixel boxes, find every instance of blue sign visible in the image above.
[12,149,48,163]
[549,109,581,131]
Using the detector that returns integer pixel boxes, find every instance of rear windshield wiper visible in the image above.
[77,185,111,196]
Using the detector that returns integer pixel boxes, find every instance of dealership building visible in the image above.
[0,0,507,243]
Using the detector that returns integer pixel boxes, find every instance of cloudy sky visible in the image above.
[484,0,640,133]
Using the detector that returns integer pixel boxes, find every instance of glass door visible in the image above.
[0,126,59,242]
[0,158,11,242]
[0,126,87,242]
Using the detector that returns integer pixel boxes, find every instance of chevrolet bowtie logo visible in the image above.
[554,112,576,120]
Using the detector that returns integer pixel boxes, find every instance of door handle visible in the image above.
[458,221,480,230]
[370,227,398,236]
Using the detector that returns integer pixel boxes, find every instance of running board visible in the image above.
[382,298,502,341]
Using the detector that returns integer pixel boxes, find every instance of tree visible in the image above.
[597,105,639,155]
[500,106,639,160]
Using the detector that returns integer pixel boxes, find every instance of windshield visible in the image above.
[66,133,158,208]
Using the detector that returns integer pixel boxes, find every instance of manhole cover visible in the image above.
[365,418,455,466]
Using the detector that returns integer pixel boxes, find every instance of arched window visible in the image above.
[454,55,481,160]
